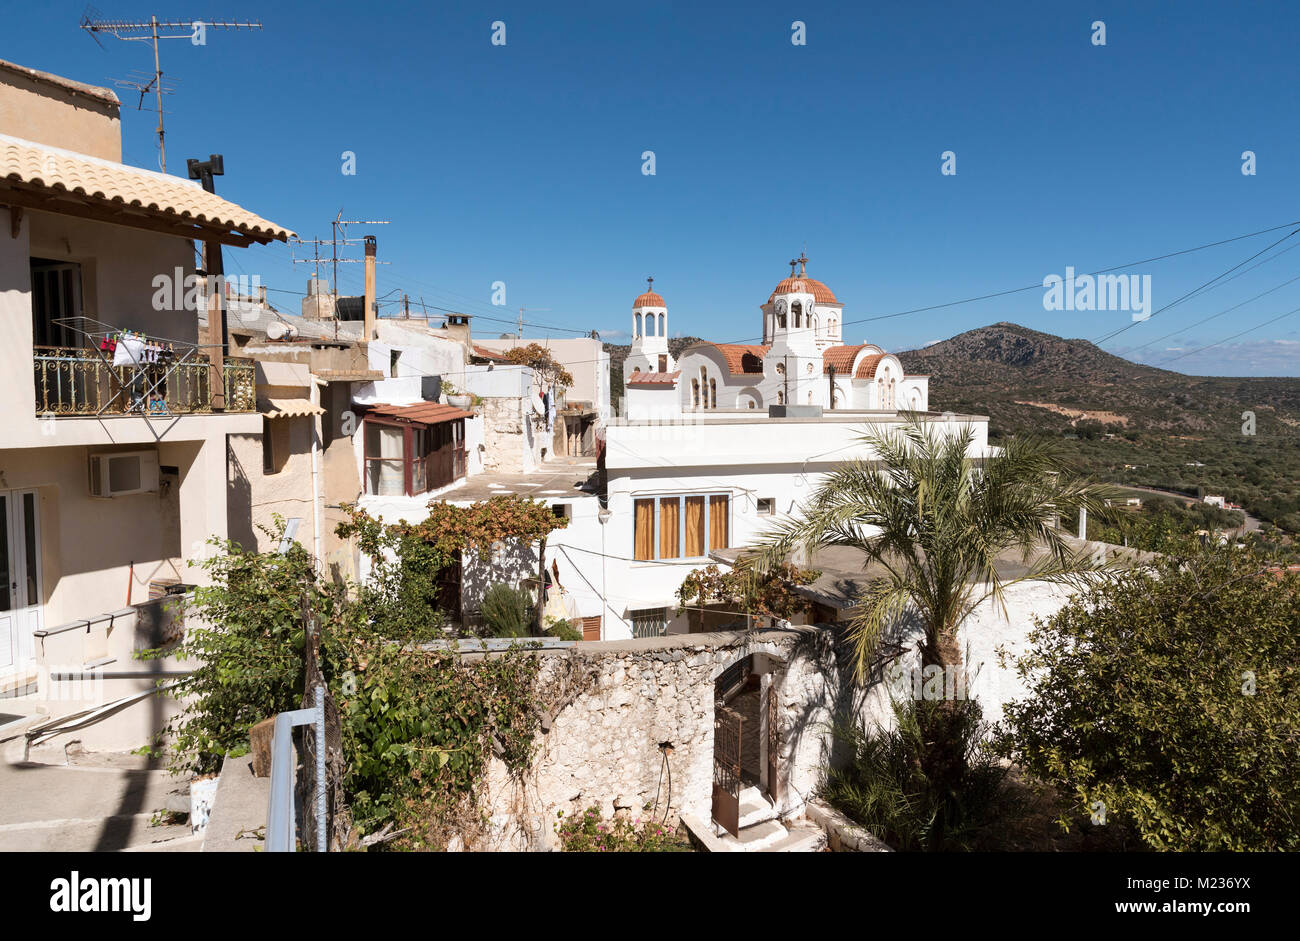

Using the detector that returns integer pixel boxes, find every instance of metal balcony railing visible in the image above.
[33,346,256,416]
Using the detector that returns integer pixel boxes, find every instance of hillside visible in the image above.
[603,335,702,407]
[897,322,1300,534]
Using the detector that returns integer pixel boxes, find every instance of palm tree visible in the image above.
[758,421,1119,789]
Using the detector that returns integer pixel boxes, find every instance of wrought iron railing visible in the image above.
[33,347,256,416]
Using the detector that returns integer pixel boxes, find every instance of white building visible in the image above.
[547,263,991,641]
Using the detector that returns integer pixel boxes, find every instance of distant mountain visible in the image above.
[897,322,1300,435]
[897,322,1300,533]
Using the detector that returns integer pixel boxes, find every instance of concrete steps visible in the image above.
[735,786,777,830]
[681,786,826,852]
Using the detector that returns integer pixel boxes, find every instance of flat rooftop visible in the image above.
[608,410,989,426]
[447,459,599,503]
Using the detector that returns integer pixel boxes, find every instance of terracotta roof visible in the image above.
[627,370,680,386]
[769,276,839,304]
[634,290,665,308]
[854,354,886,379]
[0,133,293,243]
[822,344,867,375]
[709,343,769,375]
[258,396,324,419]
[366,402,473,424]
[471,344,512,363]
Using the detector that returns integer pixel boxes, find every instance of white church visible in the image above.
[622,255,929,416]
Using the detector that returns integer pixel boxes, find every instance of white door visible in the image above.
[0,491,43,673]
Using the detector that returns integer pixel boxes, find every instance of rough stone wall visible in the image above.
[478,397,541,473]
[475,628,839,850]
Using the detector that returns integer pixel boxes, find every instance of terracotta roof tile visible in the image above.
[626,370,680,386]
[471,344,512,363]
[366,402,473,424]
[769,276,839,304]
[822,344,866,374]
[855,354,886,379]
[634,291,665,307]
[0,133,293,242]
[709,343,769,375]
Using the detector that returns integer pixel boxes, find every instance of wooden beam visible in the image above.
[0,184,276,247]
[8,205,23,239]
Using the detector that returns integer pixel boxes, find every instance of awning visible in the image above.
[258,397,324,419]
[366,401,473,425]
[0,132,293,245]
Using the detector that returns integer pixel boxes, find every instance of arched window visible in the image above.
[809,314,818,335]
[831,387,841,409]
[791,301,802,327]
[691,378,699,408]
[634,312,641,338]
[828,315,837,336]
[777,390,785,405]
[709,379,717,409]
[889,378,896,410]
[699,367,708,409]
[659,313,665,336]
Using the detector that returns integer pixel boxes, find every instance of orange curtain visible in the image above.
[709,495,729,550]
[634,499,655,560]
[684,496,706,557]
[659,497,680,559]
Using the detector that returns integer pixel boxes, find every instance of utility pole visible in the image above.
[517,306,552,339]
[80,15,264,172]
[187,154,226,408]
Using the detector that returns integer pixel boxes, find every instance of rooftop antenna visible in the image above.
[517,305,553,339]
[79,11,264,172]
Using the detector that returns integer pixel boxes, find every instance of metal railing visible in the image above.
[33,346,256,416]
[266,684,328,853]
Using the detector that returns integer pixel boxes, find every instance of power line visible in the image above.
[1091,226,1300,346]
[1151,304,1300,366]
[1121,272,1300,356]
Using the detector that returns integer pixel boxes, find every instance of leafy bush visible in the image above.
[821,698,1011,852]
[544,617,583,641]
[997,545,1300,851]
[481,583,534,637]
[555,807,690,852]
[143,522,326,775]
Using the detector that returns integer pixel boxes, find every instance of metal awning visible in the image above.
[258,396,323,419]
[365,401,473,425]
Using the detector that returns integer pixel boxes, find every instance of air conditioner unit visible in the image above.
[88,450,160,497]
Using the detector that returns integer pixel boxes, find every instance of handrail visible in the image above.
[266,684,327,852]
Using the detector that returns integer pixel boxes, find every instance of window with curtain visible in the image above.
[632,494,729,560]
[634,499,655,560]
[364,422,407,496]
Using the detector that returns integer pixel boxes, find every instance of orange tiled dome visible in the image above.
[769,276,839,304]
[634,290,665,308]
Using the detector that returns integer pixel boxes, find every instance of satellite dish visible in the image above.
[530,391,546,416]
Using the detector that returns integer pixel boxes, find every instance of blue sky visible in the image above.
[7,0,1300,374]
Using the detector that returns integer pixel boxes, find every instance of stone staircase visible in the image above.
[696,786,827,852]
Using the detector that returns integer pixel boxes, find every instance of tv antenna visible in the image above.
[79,9,263,172]
[517,306,552,339]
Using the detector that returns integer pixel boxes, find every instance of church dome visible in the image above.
[768,256,839,304]
[634,290,665,308]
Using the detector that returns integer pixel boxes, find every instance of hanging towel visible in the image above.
[113,335,147,367]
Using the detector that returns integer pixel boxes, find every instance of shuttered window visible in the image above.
[632,494,730,561]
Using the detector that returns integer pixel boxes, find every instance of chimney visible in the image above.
[363,235,377,341]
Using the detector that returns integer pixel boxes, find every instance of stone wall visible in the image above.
[473,627,842,850]
[477,396,541,473]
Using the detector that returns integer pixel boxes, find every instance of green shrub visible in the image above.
[997,545,1300,851]
[555,807,690,852]
[481,583,534,637]
[544,617,583,642]
[821,698,1010,852]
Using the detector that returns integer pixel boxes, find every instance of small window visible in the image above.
[389,350,400,378]
[757,498,775,515]
[552,503,570,519]
[630,607,668,639]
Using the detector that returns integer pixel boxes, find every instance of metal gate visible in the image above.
[765,683,782,806]
[712,705,743,837]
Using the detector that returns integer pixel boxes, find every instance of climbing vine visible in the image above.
[676,561,819,623]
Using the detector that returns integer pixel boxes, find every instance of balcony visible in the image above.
[33,347,256,416]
